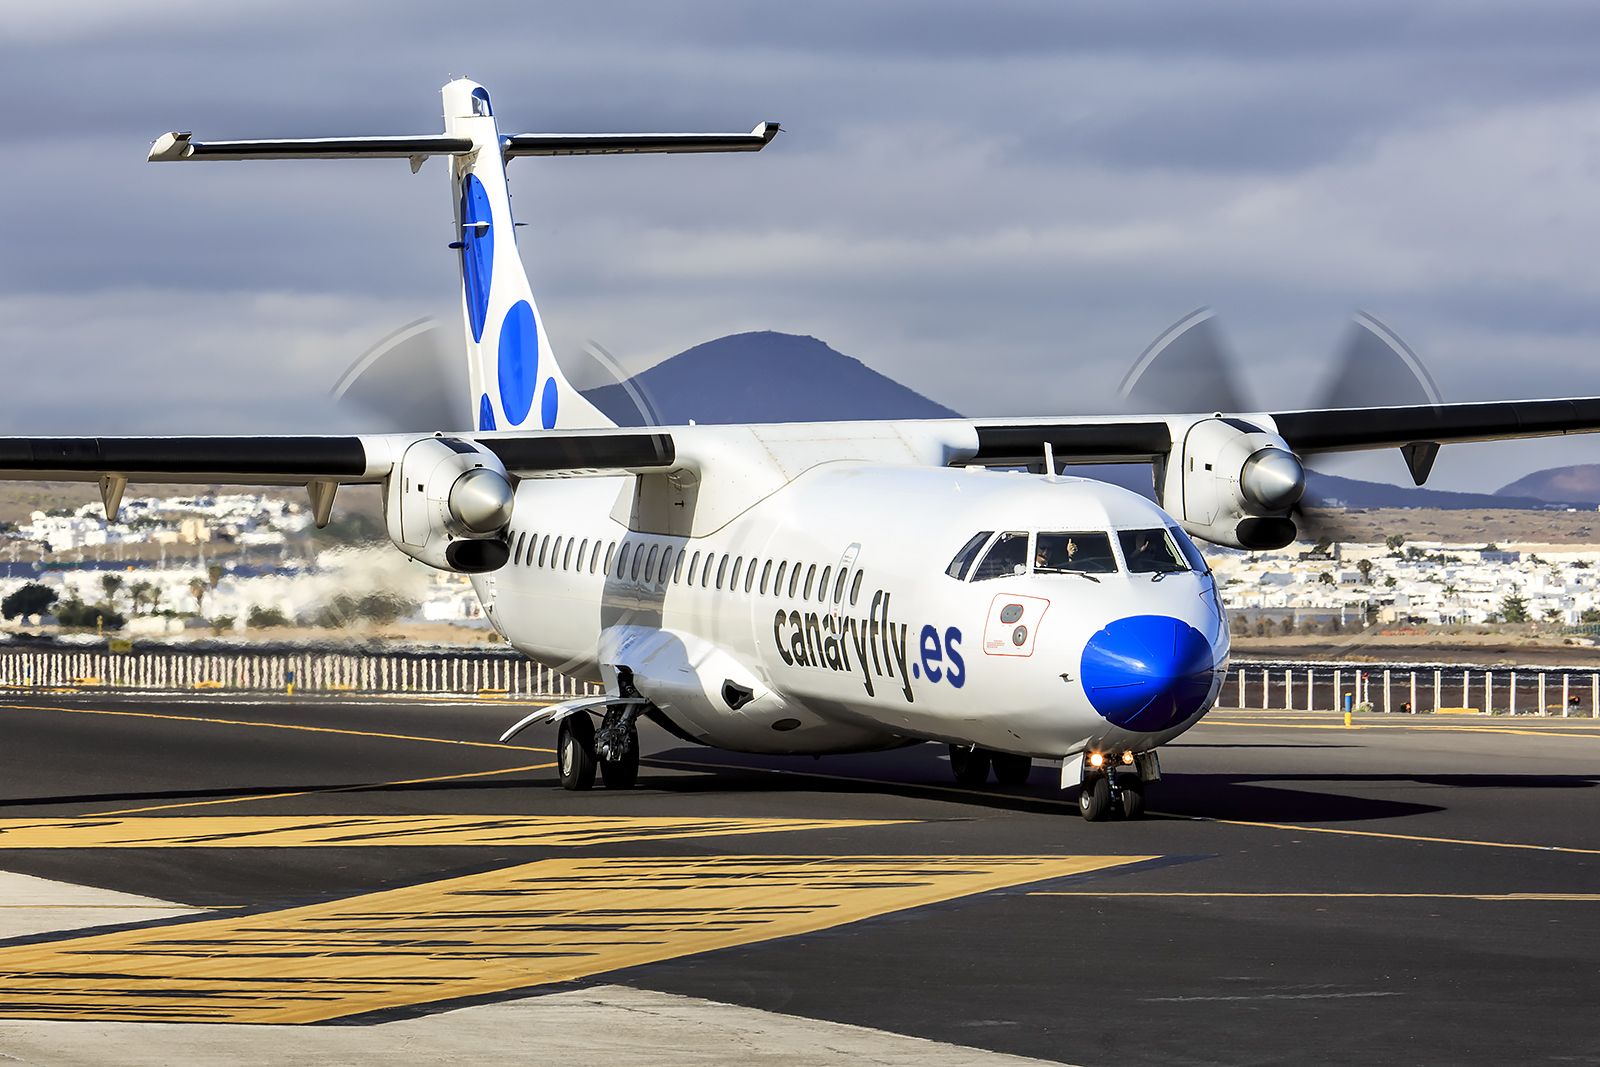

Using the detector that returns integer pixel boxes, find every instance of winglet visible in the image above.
[148,131,193,162]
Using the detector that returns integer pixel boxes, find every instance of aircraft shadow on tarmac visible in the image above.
[642,747,1600,824]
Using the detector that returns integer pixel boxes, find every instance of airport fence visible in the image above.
[4,645,1594,716]
[1220,660,1600,716]
[0,645,600,699]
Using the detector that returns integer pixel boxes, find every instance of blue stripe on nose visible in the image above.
[1080,615,1216,732]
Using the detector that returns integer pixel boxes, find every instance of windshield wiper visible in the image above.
[1037,567,1102,582]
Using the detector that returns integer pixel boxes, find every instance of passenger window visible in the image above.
[761,560,772,594]
[633,546,646,581]
[818,567,831,602]
[552,536,563,568]
[849,569,863,605]
[803,564,816,599]
[1035,531,1118,575]
[539,535,551,567]
[617,543,631,578]
[673,550,685,584]
[745,562,757,594]
[970,531,1028,581]
[945,531,994,580]
[731,556,743,591]
[655,547,670,584]
[789,562,802,598]
[775,561,788,596]
[514,531,526,566]
[833,568,848,602]
[589,540,601,573]
[604,542,615,573]
[1119,528,1190,574]
[702,553,716,587]
[687,551,701,585]
[563,539,575,570]
[578,538,589,571]
[716,555,728,590]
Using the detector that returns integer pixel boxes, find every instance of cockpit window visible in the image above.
[1035,532,1118,574]
[970,531,1029,581]
[1167,525,1210,573]
[945,531,994,580]
[1118,527,1190,574]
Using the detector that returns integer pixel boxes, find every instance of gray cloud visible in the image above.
[6,1,1600,492]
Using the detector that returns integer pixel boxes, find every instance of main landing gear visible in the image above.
[948,745,1033,788]
[557,706,640,791]
[1075,750,1158,822]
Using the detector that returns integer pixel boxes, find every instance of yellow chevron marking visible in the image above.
[0,854,1147,1024]
[0,815,906,849]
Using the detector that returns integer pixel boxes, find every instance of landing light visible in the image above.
[1121,750,1136,765]
[1088,752,1105,768]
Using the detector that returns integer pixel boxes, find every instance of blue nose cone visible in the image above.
[1080,615,1216,732]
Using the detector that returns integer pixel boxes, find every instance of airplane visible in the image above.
[10,78,1600,821]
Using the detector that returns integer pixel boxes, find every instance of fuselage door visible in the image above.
[830,542,861,628]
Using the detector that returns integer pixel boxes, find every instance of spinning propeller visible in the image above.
[1119,309,1443,539]
[328,319,663,431]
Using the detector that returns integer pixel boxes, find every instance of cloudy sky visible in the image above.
[6,1,1600,490]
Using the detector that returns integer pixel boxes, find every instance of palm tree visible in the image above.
[189,577,206,616]
[100,574,123,608]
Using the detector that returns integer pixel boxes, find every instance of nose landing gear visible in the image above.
[1072,750,1158,821]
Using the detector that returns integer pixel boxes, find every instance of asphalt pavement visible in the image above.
[0,691,1595,1065]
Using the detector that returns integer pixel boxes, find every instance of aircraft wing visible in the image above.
[1264,397,1600,454]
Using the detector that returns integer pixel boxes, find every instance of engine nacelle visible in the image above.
[383,436,515,572]
[1160,418,1305,551]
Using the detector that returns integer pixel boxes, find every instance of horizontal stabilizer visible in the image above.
[148,132,473,162]
[503,122,780,157]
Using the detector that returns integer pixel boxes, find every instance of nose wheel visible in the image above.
[1075,757,1154,821]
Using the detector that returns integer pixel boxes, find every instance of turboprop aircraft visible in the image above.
[9,79,1600,820]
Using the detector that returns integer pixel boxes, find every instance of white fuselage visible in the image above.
[474,463,1229,761]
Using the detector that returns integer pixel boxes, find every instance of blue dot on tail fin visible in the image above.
[541,378,559,429]
[460,175,494,343]
[478,393,496,431]
[497,300,539,426]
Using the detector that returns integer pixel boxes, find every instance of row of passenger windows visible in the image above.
[507,530,868,606]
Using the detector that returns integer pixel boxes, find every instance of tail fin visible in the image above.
[442,80,609,431]
[149,78,780,433]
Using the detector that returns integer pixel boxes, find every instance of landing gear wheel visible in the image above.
[557,715,596,791]
[1078,774,1111,821]
[949,745,992,787]
[991,752,1032,786]
[600,740,640,790]
[1118,774,1145,819]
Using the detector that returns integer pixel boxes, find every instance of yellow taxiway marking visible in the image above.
[1187,816,1600,856]
[1032,891,1600,901]
[0,853,1147,1024]
[91,762,558,817]
[0,815,908,849]
[1206,718,1600,738]
[0,702,553,754]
